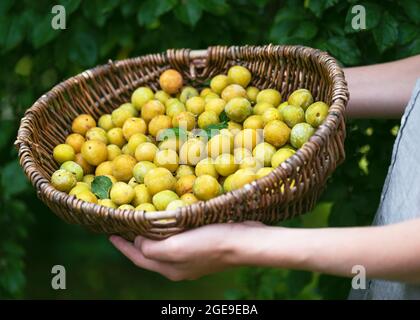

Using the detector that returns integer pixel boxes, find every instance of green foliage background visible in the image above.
[1,0,419,299]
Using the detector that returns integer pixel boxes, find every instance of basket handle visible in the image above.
[188,49,208,80]
[14,138,23,151]
[189,49,207,59]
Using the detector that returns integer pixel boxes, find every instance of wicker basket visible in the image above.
[16,45,348,240]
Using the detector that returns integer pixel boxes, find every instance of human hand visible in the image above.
[110,221,266,281]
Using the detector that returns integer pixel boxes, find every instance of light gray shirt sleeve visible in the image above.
[349,78,420,300]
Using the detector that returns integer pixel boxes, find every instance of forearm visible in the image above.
[344,55,420,118]
[230,218,420,283]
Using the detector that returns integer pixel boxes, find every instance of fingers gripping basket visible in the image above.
[16,45,348,240]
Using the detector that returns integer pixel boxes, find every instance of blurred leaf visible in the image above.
[398,38,420,57]
[14,55,33,76]
[0,15,26,52]
[199,0,229,15]
[121,1,140,17]
[40,69,58,89]
[273,6,308,24]
[286,270,313,296]
[1,160,28,198]
[253,0,271,7]
[58,0,82,14]
[1,200,29,226]
[2,241,25,256]
[358,154,369,174]
[302,202,332,228]
[83,0,120,27]
[293,21,318,40]
[0,0,14,15]
[269,7,316,43]
[391,125,400,137]
[0,260,25,298]
[68,32,98,66]
[0,120,16,151]
[270,21,299,44]
[53,36,70,71]
[306,0,338,17]
[31,14,61,49]
[224,288,244,300]
[174,1,203,26]
[323,13,345,36]
[329,198,358,227]
[137,0,177,26]
[322,36,361,66]
[399,0,420,24]
[397,23,419,46]
[318,274,351,299]
[373,12,398,53]
[99,0,120,13]
[91,176,112,199]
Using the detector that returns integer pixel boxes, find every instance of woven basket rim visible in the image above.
[16,45,349,224]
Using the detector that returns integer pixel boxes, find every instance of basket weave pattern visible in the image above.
[16,45,348,240]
